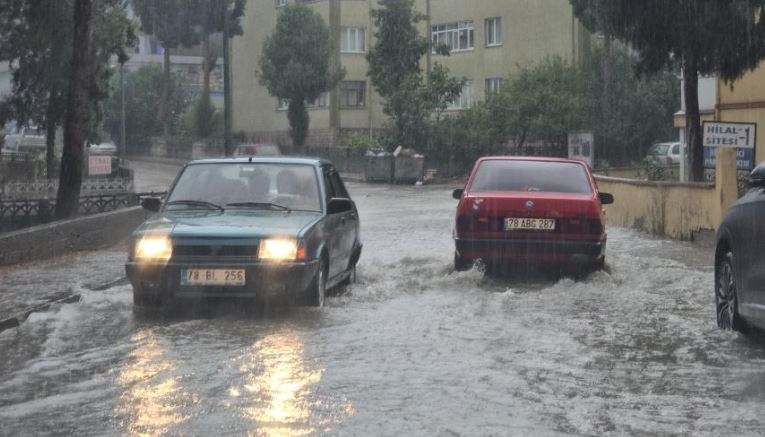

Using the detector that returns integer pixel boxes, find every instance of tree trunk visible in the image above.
[55,0,93,219]
[45,92,57,179]
[160,46,172,138]
[202,33,212,100]
[287,99,309,149]
[683,55,703,182]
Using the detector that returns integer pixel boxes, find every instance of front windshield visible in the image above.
[168,163,321,212]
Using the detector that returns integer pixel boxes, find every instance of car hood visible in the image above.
[135,210,322,239]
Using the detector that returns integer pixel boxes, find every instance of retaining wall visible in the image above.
[595,149,738,240]
[0,206,148,266]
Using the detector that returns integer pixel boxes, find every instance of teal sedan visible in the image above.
[125,157,362,308]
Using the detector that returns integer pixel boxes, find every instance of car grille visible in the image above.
[173,245,258,259]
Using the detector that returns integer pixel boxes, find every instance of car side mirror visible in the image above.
[327,197,353,215]
[452,188,464,200]
[599,192,614,205]
[141,197,162,212]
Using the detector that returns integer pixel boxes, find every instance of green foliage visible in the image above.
[367,0,464,149]
[570,0,765,180]
[188,93,218,139]
[131,0,200,50]
[102,66,190,152]
[426,47,679,168]
[348,134,381,155]
[258,4,344,149]
[487,56,589,152]
[367,0,429,99]
[0,0,134,139]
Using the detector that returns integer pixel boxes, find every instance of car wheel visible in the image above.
[132,287,164,308]
[454,252,472,272]
[716,252,747,332]
[339,264,356,287]
[306,257,327,307]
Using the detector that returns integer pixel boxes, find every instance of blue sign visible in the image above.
[703,146,755,171]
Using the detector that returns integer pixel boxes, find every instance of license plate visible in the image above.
[504,218,556,231]
[181,269,245,286]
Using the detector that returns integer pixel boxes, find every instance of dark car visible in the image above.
[452,157,614,273]
[126,157,362,308]
[714,163,765,332]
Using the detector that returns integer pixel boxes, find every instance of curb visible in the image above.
[0,275,127,334]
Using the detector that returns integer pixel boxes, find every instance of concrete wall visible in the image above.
[0,206,148,266]
[596,149,738,240]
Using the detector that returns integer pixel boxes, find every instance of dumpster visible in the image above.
[365,150,393,182]
[393,151,424,184]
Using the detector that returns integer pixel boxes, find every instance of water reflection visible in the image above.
[116,329,194,436]
[238,331,349,436]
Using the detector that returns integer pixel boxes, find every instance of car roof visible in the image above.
[187,156,332,167]
[475,156,590,166]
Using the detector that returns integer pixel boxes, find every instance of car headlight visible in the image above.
[258,238,299,262]
[135,235,173,262]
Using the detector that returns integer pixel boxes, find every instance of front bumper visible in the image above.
[455,237,606,264]
[125,259,319,301]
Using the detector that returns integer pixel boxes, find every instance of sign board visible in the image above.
[88,155,112,176]
[702,121,756,170]
[568,131,594,166]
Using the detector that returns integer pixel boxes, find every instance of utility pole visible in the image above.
[120,63,126,159]
[223,0,232,156]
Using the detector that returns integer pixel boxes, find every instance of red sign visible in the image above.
[88,156,112,176]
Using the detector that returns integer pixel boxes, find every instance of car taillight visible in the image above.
[560,218,603,235]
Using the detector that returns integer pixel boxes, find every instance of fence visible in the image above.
[0,192,143,233]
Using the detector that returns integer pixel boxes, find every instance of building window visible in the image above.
[275,0,287,6]
[485,17,502,46]
[339,81,366,108]
[485,78,504,97]
[341,27,366,53]
[431,21,474,53]
[448,81,473,109]
[277,93,329,111]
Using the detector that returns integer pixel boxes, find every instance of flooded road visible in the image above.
[1,183,764,436]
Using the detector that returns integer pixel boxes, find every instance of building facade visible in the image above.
[231,0,591,146]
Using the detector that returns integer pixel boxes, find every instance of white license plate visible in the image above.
[181,269,245,286]
[504,217,556,231]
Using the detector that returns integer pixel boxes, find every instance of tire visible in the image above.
[339,263,356,287]
[132,286,164,308]
[716,252,748,332]
[306,257,327,307]
[454,252,472,272]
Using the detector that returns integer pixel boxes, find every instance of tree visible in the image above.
[131,0,200,137]
[0,0,134,178]
[193,0,245,101]
[103,66,189,153]
[570,0,765,181]
[55,0,95,219]
[367,0,464,149]
[486,57,589,153]
[258,4,343,149]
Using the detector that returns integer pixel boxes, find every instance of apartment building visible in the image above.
[231,0,591,146]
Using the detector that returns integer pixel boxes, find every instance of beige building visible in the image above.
[231,0,591,147]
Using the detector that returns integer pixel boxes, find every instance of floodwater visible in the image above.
[1,183,764,436]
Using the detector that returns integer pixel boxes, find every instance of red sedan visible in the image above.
[452,157,614,273]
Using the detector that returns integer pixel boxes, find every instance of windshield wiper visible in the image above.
[226,202,291,212]
[166,199,224,211]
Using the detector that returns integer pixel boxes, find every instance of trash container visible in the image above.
[393,154,424,184]
[365,150,393,182]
